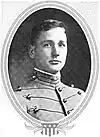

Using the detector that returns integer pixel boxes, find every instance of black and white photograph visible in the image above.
[0,1,99,137]
[8,7,91,122]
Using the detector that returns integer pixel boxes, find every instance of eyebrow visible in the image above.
[40,40,53,45]
[40,40,67,45]
[59,40,65,43]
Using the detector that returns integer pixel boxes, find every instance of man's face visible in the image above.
[32,27,67,74]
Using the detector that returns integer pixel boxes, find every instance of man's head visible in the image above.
[29,19,68,74]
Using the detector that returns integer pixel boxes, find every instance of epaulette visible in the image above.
[14,86,22,92]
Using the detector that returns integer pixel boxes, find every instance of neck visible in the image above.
[34,67,61,84]
[34,67,60,76]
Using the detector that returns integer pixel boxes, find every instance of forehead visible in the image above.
[37,27,67,44]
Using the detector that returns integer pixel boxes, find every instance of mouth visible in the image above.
[49,60,61,65]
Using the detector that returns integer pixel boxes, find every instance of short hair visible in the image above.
[30,19,68,46]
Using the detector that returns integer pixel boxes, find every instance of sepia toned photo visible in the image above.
[8,7,91,122]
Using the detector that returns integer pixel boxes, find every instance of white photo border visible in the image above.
[1,0,99,134]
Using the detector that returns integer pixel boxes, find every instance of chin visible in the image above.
[47,68,62,74]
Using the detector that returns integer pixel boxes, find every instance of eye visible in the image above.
[59,43,66,47]
[43,43,51,47]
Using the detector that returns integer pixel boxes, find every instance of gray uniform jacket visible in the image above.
[15,68,85,122]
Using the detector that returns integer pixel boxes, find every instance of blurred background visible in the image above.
[8,8,91,91]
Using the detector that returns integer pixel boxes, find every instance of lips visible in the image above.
[49,60,61,64]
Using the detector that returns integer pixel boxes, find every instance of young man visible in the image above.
[15,19,84,122]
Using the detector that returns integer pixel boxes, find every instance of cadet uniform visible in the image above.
[14,68,85,122]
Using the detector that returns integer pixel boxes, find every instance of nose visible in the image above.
[52,45,59,58]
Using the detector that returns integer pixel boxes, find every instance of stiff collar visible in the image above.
[33,67,61,85]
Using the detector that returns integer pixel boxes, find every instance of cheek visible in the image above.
[35,49,50,63]
[61,49,67,59]
[39,48,51,57]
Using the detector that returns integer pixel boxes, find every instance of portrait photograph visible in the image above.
[8,7,91,122]
[0,1,99,137]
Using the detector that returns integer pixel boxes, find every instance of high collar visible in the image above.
[33,67,61,85]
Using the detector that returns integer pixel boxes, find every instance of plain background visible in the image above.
[0,0,100,137]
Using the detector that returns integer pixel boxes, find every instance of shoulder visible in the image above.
[61,83,84,96]
[61,83,85,104]
[14,79,39,92]
[13,80,38,97]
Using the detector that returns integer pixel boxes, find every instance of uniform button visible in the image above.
[27,106,38,114]
[71,84,74,88]
[58,87,62,92]
[67,110,70,114]
[15,86,21,91]
[34,106,38,112]
[67,109,74,114]
[23,94,31,100]
[63,98,67,103]
[32,76,36,79]
[77,91,82,95]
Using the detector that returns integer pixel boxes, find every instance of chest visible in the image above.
[16,87,80,121]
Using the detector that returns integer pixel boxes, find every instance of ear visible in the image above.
[28,44,35,59]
